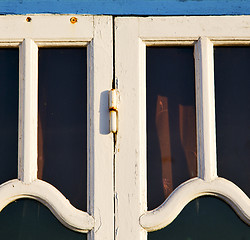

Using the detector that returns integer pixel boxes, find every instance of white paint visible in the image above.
[0,15,113,238]
[138,16,250,41]
[0,179,94,232]
[195,37,217,181]
[140,178,250,231]
[109,89,118,133]
[115,17,147,240]
[0,15,250,239]
[18,38,38,183]
[0,15,93,42]
[115,16,250,239]
[88,16,114,240]
[109,111,117,133]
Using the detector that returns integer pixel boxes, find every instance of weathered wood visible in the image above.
[140,178,250,231]
[0,15,113,237]
[115,17,147,240]
[195,37,217,181]
[0,179,94,232]
[88,16,114,240]
[18,38,38,183]
[115,17,250,238]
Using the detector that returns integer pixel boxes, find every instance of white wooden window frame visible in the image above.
[115,16,250,240]
[0,15,249,240]
[0,15,114,240]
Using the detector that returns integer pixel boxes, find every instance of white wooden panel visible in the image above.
[138,16,250,41]
[0,15,93,42]
[88,16,114,240]
[115,17,147,240]
[18,38,38,183]
[195,37,217,181]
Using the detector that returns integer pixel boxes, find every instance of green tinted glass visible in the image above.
[148,197,250,240]
[0,199,87,240]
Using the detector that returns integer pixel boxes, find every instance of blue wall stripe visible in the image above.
[0,0,250,15]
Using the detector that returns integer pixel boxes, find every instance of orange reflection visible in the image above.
[155,96,173,197]
[155,96,197,198]
[179,104,197,178]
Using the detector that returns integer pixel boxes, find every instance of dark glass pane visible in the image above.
[0,199,86,240]
[0,49,18,184]
[149,197,250,240]
[38,48,87,211]
[214,47,250,197]
[147,47,197,210]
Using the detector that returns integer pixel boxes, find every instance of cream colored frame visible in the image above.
[115,16,250,240]
[0,15,113,240]
[0,15,249,240]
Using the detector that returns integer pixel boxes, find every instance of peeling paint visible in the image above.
[94,208,102,233]
[114,192,119,238]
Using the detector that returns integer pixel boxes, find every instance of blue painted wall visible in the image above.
[0,0,250,15]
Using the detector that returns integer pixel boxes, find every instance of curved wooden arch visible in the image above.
[140,177,250,232]
[0,179,94,233]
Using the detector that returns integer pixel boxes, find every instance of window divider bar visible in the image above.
[195,37,217,181]
[18,38,38,183]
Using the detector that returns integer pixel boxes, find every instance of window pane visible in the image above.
[147,47,197,210]
[148,197,250,240]
[38,48,87,211]
[0,199,86,240]
[0,49,18,184]
[214,47,250,197]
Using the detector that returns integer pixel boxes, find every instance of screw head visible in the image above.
[26,17,32,22]
[70,17,77,24]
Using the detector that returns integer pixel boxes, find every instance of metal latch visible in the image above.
[109,89,119,133]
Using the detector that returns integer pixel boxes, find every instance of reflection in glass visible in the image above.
[214,47,250,197]
[0,49,18,184]
[148,197,250,240]
[38,48,87,211]
[0,199,86,240]
[147,47,197,210]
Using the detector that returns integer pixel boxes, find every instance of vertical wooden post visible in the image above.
[18,38,38,183]
[88,16,114,240]
[195,37,217,181]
